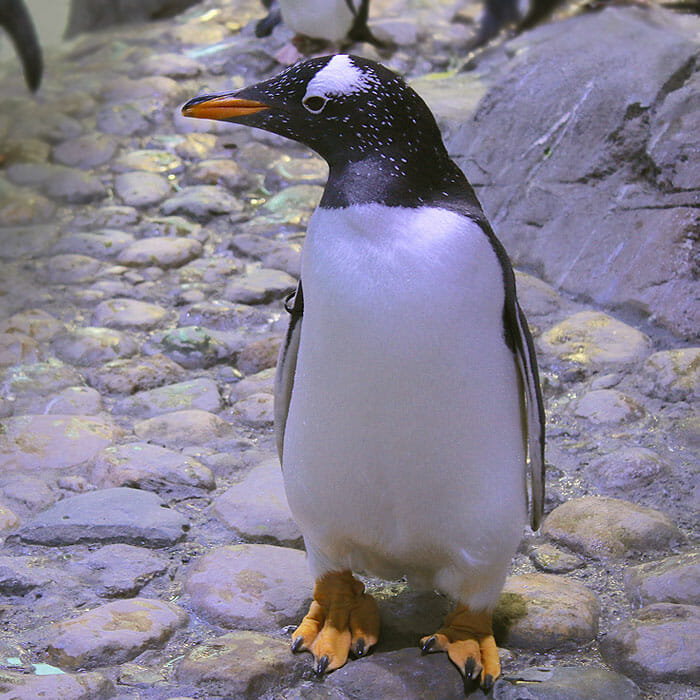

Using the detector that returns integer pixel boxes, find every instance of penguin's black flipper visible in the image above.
[255,0,282,38]
[0,0,43,91]
[346,0,388,48]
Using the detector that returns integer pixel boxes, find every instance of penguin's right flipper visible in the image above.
[0,0,43,91]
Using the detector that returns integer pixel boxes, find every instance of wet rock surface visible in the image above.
[0,1,697,699]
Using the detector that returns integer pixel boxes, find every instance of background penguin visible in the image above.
[0,0,42,91]
[256,0,382,46]
[182,54,545,693]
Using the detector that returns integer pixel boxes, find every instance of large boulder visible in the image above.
[443,6,700,338]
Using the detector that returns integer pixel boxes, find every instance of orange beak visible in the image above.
[181,95,270,121]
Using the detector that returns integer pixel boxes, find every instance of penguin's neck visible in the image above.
[319,152,485,218]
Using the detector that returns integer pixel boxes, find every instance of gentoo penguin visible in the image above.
[182,54,545,692]
[256,0,380,45]
[0,0,42,91]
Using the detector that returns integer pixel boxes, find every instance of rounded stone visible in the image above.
[0,308,65,341]
[0,332,40,366]
[116,236,202,268]
[212,458,301,547]
[186,158,251,190]
[574,389,644,424]
[176,630,305,698]
[493,573,599,650]
[44,168,107,204]
[539,311,652,370]
[179,300,267,330]
[588,447,669,491]
[641,348,700,402]
[0,414,116,471]
[136,52,202,79]
[529,543,585,573]
[237,336,282,375]
[229,392,275,428]
[542,496,684,560]
[43,386,103,415]
[0,504,20,533]
[45,254,105,284]
[113,149,183,174]
[92,297,170,330]
[184,544,314,630]
[84,354,187,395]
[161,185,242,220]
[46,597,188,670]
[92,442,215,493]
[0,672,115,700]
[114,171,171,208]
[133,409,240,449]
[624,552,700,606]
[52,326,139,366]
[600,603,700,683]
[223,268,297,305]
[52,133,118,169]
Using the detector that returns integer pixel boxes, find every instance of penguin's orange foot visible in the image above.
[291,570,380,674]
[420,605,500,693]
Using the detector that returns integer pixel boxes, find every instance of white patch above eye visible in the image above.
[304,55,374,104]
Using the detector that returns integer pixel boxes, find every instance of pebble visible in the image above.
[46,597,188,670]
[161,185,243,220]
[224,267,297,304]
[588,447,669,492]
[529,543,585,573]
[0,671,115,700]
[14,487,189,547]
[539,311,652,370]
[50,230,136,259]
[151,325,246,369]
[179,300,267,330]
[52,133,118,169]
[0,506,20,533]
[600,603,700,683]
[43,167,107,204]
[52,326,139,366]
[573,389,644,424]
[212,457,301,547]
[184,544,314,630]
[228,368,275,401]
[624,552,700,606]
[237,335,282,374]
[71,543,169,598]
[116,236,202,268]
[43,386,104,415]
[135,52,203,79]
[133,409,241,449]
[176,630,305,698]
[0,414,116,471]
[493,666,641,700]
[493,573,600,649]
[91,442,215,493]
[641,348,700,402]
[84,354,187,394]
[173,133,218,161]
[0,308,65,341]
[114,171,172,208]
[228,391,275,428]
[113,149,183,174]
[2,359,83,399]
[92,297,170,330]
[0,332,40,366]
[0,474,56,515]
[97,102,154,136]
[186,158,251,190]
[542,496,684,560]
[44,253,105,284]
[262,184,324,225]
[113,377,221,418]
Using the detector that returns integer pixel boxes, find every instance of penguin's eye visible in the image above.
[302,95,328,114]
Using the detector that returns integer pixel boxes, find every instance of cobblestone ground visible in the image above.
[0,1,698,699]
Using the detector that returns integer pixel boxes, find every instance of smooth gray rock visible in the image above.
[574,389,644,424]
[117,236,202,268]
[133,409,241,449]
[212,458,301,547]
[223,267,297,305]
[625,552,700,606]
[641,348,700,402]
[600,603,700,683]
[161,185,243,220]
[92,297,170,330]
[52,326,139,366]
[0,555,56,594]
[588,447,669,492]
[52,133,118,169]
[114,171,171,208]
[14,487,189,547]
[92,442,215,493]
[50,230,135,259]
[184,544,313,630]
[493,666,640,700]
[529,543,584,574]
[84,354,187,395]
[113,149,183,174]
[176,630,305,698]
[0,672,115,700]
[448,6,700,337]
[179,300,267,330]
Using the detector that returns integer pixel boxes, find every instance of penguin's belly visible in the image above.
[283,205,527,606]
[279,0,354,40]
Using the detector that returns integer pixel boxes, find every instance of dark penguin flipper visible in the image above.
[0,0,42,91]
[274,280,304,464]
[345,0,389,48]
[255,0,282,38]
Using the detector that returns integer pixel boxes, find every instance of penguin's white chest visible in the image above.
[278,0,355,41]
[283,204,526,606]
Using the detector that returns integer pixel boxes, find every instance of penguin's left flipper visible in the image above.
[292,570,380,674]
[420,605,499,693]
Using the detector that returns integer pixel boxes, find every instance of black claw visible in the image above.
[354,638,365,657]
[291,636,303,653]
[315,655,330,676]
[482,673,494,693]
[421,636,437,654]
[464,657,477,680]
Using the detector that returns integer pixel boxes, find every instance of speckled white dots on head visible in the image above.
[304,55,375,102]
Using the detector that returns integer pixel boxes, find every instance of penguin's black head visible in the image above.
[182,54,445,168]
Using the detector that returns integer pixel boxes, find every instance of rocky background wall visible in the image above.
[0,1,698,699]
